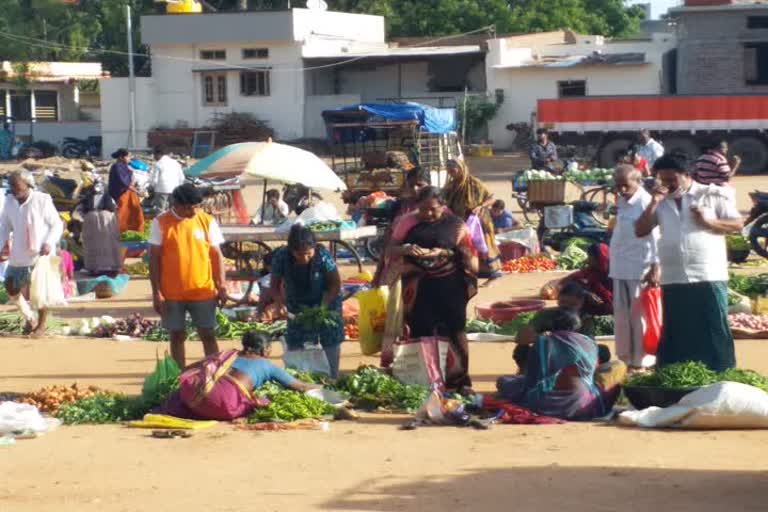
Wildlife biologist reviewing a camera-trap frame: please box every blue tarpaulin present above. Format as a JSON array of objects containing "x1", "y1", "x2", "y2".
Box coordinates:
[{"x1": 323, "y1": 103, "x2": 456, "y2": 134}]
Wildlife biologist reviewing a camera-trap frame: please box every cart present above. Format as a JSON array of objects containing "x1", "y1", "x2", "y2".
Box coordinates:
[{"x1": 220, "y1": 224, "x2": 377, "y2": 305}]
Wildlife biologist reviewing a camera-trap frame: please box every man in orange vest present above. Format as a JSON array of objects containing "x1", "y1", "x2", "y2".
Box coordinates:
[{"x1": 149, "y1": 183, "x2": 227, "y2": 367}]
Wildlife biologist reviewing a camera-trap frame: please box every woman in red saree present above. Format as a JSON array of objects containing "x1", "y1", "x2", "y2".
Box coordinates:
[{"x1": 388, "y1": 186, "x2": 479, "y2": 391}]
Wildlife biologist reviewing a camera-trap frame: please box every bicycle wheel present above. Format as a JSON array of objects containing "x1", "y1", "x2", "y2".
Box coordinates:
[
  {"x1": 582, "y1": 186, "x2": 617, "y2": 226},
  {"x1": 515, "y1": 193, "x2": 537, "y2": 224},
  {"x1": 365, "y1": 228, "x2": 387, "y2": 262}
]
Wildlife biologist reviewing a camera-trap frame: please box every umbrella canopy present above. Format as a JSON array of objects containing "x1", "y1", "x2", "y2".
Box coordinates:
[{"x1": 186, "y1": 141, "x2": 347, "y2": 191}]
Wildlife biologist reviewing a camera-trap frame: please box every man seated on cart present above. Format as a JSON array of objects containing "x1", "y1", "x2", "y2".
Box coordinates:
[{"x1": 252, "y1": 189, "x2": 290, "y2": 225}]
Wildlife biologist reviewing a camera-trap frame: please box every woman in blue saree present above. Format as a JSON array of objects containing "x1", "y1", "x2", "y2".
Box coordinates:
[{"x1": 498, "y1": 307, "x2": 606, "y2": 420}]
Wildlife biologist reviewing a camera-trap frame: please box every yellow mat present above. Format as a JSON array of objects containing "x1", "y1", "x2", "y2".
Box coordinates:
[{"x1": 127, "y1": 414, "x2": 218, "y2": 430}]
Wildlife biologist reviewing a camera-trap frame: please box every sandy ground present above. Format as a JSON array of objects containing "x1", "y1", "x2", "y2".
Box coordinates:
[{"x1": 1, "y1": 158, "x2": 768, "y2": 512}]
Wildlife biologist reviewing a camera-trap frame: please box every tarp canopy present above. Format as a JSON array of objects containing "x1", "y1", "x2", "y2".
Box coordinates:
[{"x1": 322, "y1": 102, "x2": 456, "y2": 134}]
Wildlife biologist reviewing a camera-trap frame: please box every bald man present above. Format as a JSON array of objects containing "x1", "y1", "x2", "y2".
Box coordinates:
[{"x1": 609, "y1": 165, "x2": 659, "y2": 369}]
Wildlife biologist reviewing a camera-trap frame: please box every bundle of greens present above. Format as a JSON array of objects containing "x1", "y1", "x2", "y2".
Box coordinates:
[
  {"x1": 558, "y1": 244, "x2": 589, "y2": 270},
  {"x1": 728, "y1": 273, "x2": 768, "y2": 298},
  {"x1": 140, "y1": 354, "x2": 181, "y2": 409},
  {"x1": 55, "y1": 393, "x2": 144, "y2": 425},
  {"x1": 580, "y1": 316, "x2": 615, "y2": 337},
  {"x1": 247, "y1": 382, "x2": 335, "y2": 423},
  {"x1": 627, "y1": 361, "x2": 768, "y2": 392},
  {"x1": 496, "y1": 311, "x2": 537, "y2": 336},
  {"x1": 465, "y1": 319, "x2": 498, "y2": 334},
  {"x1": 726, "y1": 235, "x2": 750, "y2": 252},
  {"x1": 293, "y1": 307, "x2": 341, "y2": 333},
  {"x1": 334, "y1": 366, "x2": 429, "y2": 411}
]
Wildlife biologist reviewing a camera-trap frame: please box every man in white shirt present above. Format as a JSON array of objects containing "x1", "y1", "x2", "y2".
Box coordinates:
[
  {"x1": 636, "y1": 154, "x2": 742, "y2": 372},
  {"x1": 0, "y1": 170, "x2": 63, "y2": 337},
  {"x1": 610, "y1": 165, "x2": 659, "y2": 369},
  {"x1": 637, "y1": 129, "x2": 664, "y2": 168},
  {"x1": 252, "y1": 189, "x2": 290, "y2": 225},
  {"x1": 151, "y1": 146, "x2": 186, "y2": 212}
]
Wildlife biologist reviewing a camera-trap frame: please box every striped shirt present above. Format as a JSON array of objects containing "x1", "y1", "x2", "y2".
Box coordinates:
[{"x1": 693, "y1": 151, "x2": 731, "y2": 185}]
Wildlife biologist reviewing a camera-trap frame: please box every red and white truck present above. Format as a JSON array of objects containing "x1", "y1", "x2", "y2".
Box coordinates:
[{"x1": 537, "y1": 95, "x2": 768, "y2": 172}]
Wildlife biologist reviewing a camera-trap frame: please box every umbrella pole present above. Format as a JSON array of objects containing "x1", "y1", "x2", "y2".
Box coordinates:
[{"x1": 260, "y1": 179, "x2": 267, "y2": 225}]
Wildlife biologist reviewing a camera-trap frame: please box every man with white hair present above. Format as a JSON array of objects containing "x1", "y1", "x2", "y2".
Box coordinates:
[
  {"x1": 0, "y1": 170, "x2": 63, "y2": 337},
  {"x1": 610, "y1": 164, "x2": 660, "y2": 370}
]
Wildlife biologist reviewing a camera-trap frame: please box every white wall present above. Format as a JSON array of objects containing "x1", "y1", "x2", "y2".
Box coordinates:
[
  {"x1": 147, "y1": 43, "x2": 306, "y2": 140},
  {"x1": 293, "y1": 9, "x2": 385, "y2": 44},
  {"x1": 304, "y1": 94, "x2": 361, "y2": 138},
  {"x1": 14, "y1": 121, "x2": 100, "y2": 146},
  {"x1": 100, "y1": 77, "x2": 156, "y2": 156},
  {"x1": 486, "y1": 34, "x2": 676, "y2": 148}
]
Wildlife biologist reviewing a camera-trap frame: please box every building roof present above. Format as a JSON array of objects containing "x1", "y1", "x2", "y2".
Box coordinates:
[
  {"x1": 391, "y1": 33, "x2": 520, "y2": 49},
  {"x1": 493, "y1": 52, "x2": 647, "y2": 69},
  {"x1": 302, "y1": 44, "x2": 482, "y2": 59},
  {"x1": 670, "y1": 1, "x2": 768, "y2": 14},
  {"x1": 0, "y1": 61, "x2": 106, "y2": 82}
]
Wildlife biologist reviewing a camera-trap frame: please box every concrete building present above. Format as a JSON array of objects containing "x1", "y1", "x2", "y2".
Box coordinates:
[
  {"x1": 671, "y1": 0, "x2": 768, "y2": 94},
  {"x1": 1, "y1": 61, "x2": 104, "y2": 146},
  {"x1": 484, "y1": 30, "x2": 677, "y2": 149},
  {"x1": 101, "y1": 8, "x2": 484, "y2": 156}
]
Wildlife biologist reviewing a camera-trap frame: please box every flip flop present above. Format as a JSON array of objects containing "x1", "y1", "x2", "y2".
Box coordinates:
[{"x1": 151, "y1": 430, "x2": 192, "y2": 439}]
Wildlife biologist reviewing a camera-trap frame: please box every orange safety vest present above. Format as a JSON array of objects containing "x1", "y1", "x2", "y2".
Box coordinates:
[{"x1": 157, "y1": 210, "x2": 216, "y2": 302}]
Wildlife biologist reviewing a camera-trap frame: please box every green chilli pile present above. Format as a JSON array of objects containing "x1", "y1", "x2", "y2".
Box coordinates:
[{"x1": 627, "y1": 361, "x2": 768, "y2": 392}]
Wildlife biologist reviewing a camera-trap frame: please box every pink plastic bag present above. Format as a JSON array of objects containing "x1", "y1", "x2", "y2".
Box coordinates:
[
  {"x1": 465, "y1": 215, "x2": 489, "y2": 255},
  {"x1": 641, "y1": 287, "x2": 662, "y2": 355}
]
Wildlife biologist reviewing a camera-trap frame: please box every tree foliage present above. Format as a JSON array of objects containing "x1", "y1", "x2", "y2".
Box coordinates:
[{"x1": 0, "y1": 0, "x2": 644, "y2": 76}]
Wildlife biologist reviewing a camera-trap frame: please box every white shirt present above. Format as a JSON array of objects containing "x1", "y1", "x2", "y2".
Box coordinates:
[
  {"x1": 638, "y1": 139, "x2": 665, "y2": 167},
  {"x1": 609, "y1": 187, "x2": 659, "y2": 281},
  {"x1": 654, "y1": 182, "x2": 741, "y2": 285},
  {"x1": 0, "y1": 190, "x2": 63, "y2": 267},
  {"x1": 252, "y1": 200, "x2": 290, "y2": 225},
  {"x1": 148, "y1": 208, "x2": 225, "y2": 247},
  {"x1": 151, "y1": 155, "x2": 186, "y2": 195}
]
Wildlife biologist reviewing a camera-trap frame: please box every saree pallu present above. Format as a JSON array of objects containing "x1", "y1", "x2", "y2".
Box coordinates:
[
  {"x1": 657, "y1": 281, "x2": 735, "y2": 372},
  {"x1": 116, "y1": 190, "x2": 145, "y2": 233},
  {"x1": 177, "y1": 350, "x2": 267, "y2": 420}
]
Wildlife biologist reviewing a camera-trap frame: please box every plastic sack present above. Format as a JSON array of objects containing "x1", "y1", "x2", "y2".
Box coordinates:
[
  {"x1": 29, "y1": 255, "x2": 67, "y2": 310},
  {"x1": 465, "y1": 215, "x2": 489, "y2": 254},
  {"x1": 543, "y1": 205, "x2": 574, "y2": 229},
  {"x1": 728, "y1": 291, "x2": 752, "y2": 315},
  {"x1": 282, "y1": 343, "x2": 332, "y2": 376},
  {"x1": 0, "y1": 402, "x2": 51, "y2": 435},
  {"x1": 276, "y1": 202, "x2": 340, "y2": 233},
  {"x1": 356, "y1": 287, "x2": 388, "y2": 356},
  {"x1": 495, "y1": 226, "x2": 539, "y2": 254},
  {"x1": 640, "y1": 287, "x2": 662, "y2": 355},
  {"x1": 391, "y1": 336, "x2": 454, "y2": 389},
  {"x1": 142, "y1": 351, "x2": 182, "y2": 407},
  {"x1": 618, "y1": 382, "x2": 768, "y2": 429}
]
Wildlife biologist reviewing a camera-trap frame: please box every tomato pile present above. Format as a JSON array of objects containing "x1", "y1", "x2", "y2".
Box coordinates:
[
  {"x1": 729, "y1": 313, "x2": 768, "y2": 332},
  {"x1": 344, "y1": 316, "x2": 360, "y2": 340},
  {"x1": 502, "y1": 256, "x2": 557, "y2": 273}
]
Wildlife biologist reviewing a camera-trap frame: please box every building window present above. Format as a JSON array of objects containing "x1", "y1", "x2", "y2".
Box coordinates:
[
  {"x1": 202, "y1": 72, "x2": 228, "y2": 106},
  {"x1": 558, "y1": 80, "x2": 586, "y2": 97},
  {"x1": 34, "y1": 90, "x2": 58, "y2": 121},
  {"x1": 9, "y1": 90, "x2": 32, "y2": 121},
  {"x1": 200, "y1": 49, "x2": 226, "y2": 60},
  {"x1": 240, "y1": 70, "x2": 271, "y2": 97},
  {"x1": 242, "y1": 48, "x2": 269, "y2": 59},
  {"x1": 747, "y1": 16, "x2": 768, "y2": 29},
  {"x1": 745, "y1": 43, "x2": 768, "y2": 85}
]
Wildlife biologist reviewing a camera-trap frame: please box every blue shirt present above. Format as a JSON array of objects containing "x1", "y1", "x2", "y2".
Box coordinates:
[
  {"x1": 492, "y1": 210, "x2": 516, "y2": 230},
  {"x1": 230, "y1": 357, "x2": 296, "y2": 389}
]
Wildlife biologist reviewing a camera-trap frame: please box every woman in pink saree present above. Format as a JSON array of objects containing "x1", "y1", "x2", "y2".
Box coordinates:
[{"x1": 162, "y1": 332, "x2": 318, "y2": 420}]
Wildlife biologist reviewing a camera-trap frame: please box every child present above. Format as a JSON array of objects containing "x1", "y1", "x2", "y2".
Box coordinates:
[{"x1": 490, "y1": 200, "x2": 520, "y2": 233}]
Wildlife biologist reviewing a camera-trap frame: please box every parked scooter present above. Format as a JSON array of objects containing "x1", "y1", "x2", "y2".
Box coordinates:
[{"x1": 61, "y1": 136, "x2": 102, "y2": 159}]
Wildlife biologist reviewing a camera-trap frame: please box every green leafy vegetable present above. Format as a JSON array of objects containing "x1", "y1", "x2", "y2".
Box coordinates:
[
  {"x1": 293, "y1": 306, "x2": 342, "y2": 332},
  {"x1": 466, "y1": 319, "x2": 498, "y2": 334},
  {"x1": 580, "y1": 315, "x2": 614, "y2": 337},
  {"x1": 247, "y1": 382, "x2": 335, "y2": 423},
  {"x1": 55, "y1": 393, "x2": 144, "y2": 425},
  {"x1": 726, "y1": 235, "x2": 750, "y2": 252},
  {"x1": 496, "y1": 312, "x2": 537, "y2": 336},
  {"x1": 562, "y1": 237, "x2": 593, "y2": 252},
  {"x1": 627, "y1": 361, "x2": 721, "y2": 388},
  {"x1": 334, "y1": 366, "x2": 429, "y2": 411},
  {"x1": 728, "y1": 273, "x2": 768, "y2": 298},
  {"x1": 140, "y1": 354, "x2": 181, "y2": 409},
  {"x1": 558, "y1": 244, "x2": 589, "y2": 270}
]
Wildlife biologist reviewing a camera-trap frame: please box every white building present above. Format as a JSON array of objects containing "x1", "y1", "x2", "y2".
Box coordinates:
[
  {"x1": 101, "y1": 8, "x2": 484, "y2": 156},
  {"x1": 485, "y1": 30, "x2": 677, "y2": 149},
  {"x1": 1, "y1": 61, "x2": 104, "y2": 146}
]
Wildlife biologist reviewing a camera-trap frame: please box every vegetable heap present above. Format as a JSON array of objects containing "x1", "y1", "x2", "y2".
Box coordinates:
[
  {"x1": 333, "y1": 366, "x2": 429, "y2": 411},
  {"x1": 293, "y1": 306, "x2": 342, "y2": 332},
  {"x1": 729, "y1": 313, "x2": 768, "y2": 332},
  {"x1": 247, "y1": 382, "x2": 335, "y2": 423},
  {"x1": 726, "y1": 235, "x2": 751, "y2": 252},
  {"x1": 120, "y1": 221, "x2": 151, "y2": 242},
  {"x1": 55, "y1": 393, "x2": 145, "y2": 425},
  {"x1": 19, "y1": 384, "x2": 104, "y2": 415},
  {"x1": 728, "y1": 273, "x2": 768, "y2": 298},
  {"x1": 308, "y1": 221, "x2": 342, "y2": 233},
  {"x1": 563, "y1": 168, "x2": 615, "y2": 185},
  {"x1": 627, "y1": 361, "x2": 768, "y2": 392},
  {"x1": 143, "y1": 312, "x2": 287, "y2": 342},
  {"x1": 580, "y1": 315, "x2": 615, "y2": 337},
  {"x1": 124, "y1": 261, "x2": 149, "y2": 277},
  {"x1": 502, "y1": 256, "x2": 557, "y2": 273},
  {"x1": 558, "y1": 244, "x2": 588, "y2": 270},
  {"x1": 0, "y1": 312, "x2": 65, "y2": 335}
]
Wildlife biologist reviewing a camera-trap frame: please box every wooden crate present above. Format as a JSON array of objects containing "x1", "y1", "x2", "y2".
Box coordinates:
[{"x1": 528, "y1": 180, "x2": 582, "y2": 205}]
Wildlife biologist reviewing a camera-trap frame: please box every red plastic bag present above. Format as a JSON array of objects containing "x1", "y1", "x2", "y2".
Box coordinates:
[{"x1": 641, "y1": 287, "x2": 662, "y2": 355}]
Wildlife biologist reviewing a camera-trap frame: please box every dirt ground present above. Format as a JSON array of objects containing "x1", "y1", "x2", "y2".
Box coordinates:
[{"x1": 1, "y1": 158, "x2": 768, "y2": 512}]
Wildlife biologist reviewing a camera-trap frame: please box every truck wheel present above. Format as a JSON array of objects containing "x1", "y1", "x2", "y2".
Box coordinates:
[
  {"x1": 730, "y1": 136, "x2": 768, "y2": 174},
  {"x1": 598, "y1": 139, "x2": 633, "y2": 167},
  {"x1": 662, "y1": 137, "x2": 699, "y2": 162}
]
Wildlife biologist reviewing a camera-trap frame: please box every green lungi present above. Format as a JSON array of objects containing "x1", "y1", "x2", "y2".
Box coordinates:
[{"x1": 657, "y1": 281, "x2": 736, "y2": 372}]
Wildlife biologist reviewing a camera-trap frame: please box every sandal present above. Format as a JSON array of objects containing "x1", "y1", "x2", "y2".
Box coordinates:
[{"x1": 151, "y1": 430, "x2": 192, "y2": 439}]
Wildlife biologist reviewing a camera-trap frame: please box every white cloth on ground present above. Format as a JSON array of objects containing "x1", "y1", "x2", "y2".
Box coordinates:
[
  {"x1": 613, "y1": 279, "x2": 648, "y2": 368},
  {"x1": 0, "y1": 191, "x2": 63, "y2": 267},
  {"x1": 609, "y1": 187, "x2": 659, "y2": 281}
]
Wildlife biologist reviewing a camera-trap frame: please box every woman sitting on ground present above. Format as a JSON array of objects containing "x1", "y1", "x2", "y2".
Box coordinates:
[
  {"x1": 553, "y1": 243, "x2": 613, "y2": 316},
  {"x1": 166, "y1": 331, "x2": 319, "y2": 421},
  {"x1": 497, "y1": 307, "x2": 607, "y2": 421}
]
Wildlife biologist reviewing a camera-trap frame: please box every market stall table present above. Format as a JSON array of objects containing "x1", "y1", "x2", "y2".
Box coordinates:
[{"x1": 220, "y1": 224, "x2": 377, "y2": 305}]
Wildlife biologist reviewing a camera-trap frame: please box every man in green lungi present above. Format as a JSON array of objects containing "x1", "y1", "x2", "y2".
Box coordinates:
[{"x1": 636, "y1": 153, "x2": 742, "y2": 371}]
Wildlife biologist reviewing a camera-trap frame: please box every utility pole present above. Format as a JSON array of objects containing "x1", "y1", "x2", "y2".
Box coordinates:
[{"x1": 126, "y1": 4, "x2": 137, "y2": 149}]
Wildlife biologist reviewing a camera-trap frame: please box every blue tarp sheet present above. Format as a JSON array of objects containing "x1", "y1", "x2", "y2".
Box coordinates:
[{"x1": 323, "y1": 103, "x2": 456, "y2": 134}]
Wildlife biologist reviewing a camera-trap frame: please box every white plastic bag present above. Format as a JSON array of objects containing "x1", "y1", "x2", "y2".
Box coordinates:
[
  {"x1": 391, "y1": 338, "x2": 450, "y2": 388},
  {"x1": 0, "y1": 402, "x2": 53, "y2": 435},
  {"x1": 29, "y1": 255, "x2": 67, "y2": 310},
  {"x1": 495, "y1": 226, "x2": 539, "y2": 253},
  {"x1": 276, "y1": 202, "x2": 340, "y2": 233},
  {"x1": 619, "y1": 382, "x2": 768, "y2": 429},
  {"x1": 282, "y1": 341, "x2": 332, "y2": 376}
]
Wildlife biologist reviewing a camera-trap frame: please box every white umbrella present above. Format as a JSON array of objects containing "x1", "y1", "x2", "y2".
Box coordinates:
[{"x1": 186, "y1": 140, "x2": 346, "y2": 191}]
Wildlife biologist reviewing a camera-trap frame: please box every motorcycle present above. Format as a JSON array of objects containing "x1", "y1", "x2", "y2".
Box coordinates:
[
  {"x1": 747, "y1": 191, "x2": 768, "y2": 258},
  {"x1": 61, "y1": 136, "x2": 102, "y2": 159}
]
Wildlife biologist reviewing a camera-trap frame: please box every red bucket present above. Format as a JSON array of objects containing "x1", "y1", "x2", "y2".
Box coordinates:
[{"x1": 475, "y1": 299, "x2": 546, "y2": 324}]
